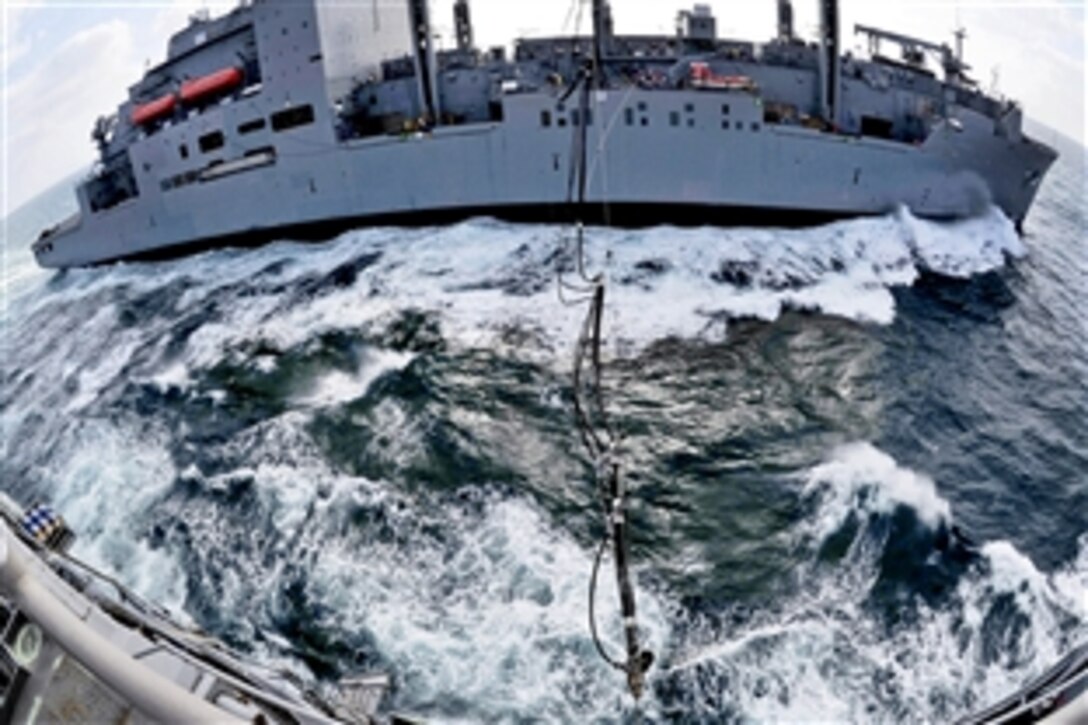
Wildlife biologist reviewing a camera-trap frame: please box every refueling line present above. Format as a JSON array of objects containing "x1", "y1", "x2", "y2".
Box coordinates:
[{"x1": 558, "y1": 56, "x2": 653, "y2": 699}]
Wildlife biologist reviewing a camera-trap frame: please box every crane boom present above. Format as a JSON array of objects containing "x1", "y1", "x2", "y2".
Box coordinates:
[{"x1": 855, "y1": 23, "x2": 972, "y2": 83}]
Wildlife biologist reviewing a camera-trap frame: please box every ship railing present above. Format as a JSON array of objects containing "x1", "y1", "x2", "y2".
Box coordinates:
[
  {"x1": 0, "y1": 522, "x2": 239, "y2": 722},
  {"x1": 0, "y1": 496, "x2": 389, "y2": 723}
]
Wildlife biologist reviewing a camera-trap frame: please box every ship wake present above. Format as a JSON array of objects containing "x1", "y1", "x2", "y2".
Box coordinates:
[{"x1": 9, "y1": 205, "x2": 1023, "y2": 378}]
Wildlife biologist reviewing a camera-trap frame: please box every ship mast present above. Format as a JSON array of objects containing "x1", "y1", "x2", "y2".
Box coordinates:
[
  {"x1": 568, "y1": 0, "x2": 651, "y2": 702},
  {"x1": 453, "y1": 0, "x2": 473, "y2": 53},
  {"x1": 777, "y1": 0, "x2": 795, "y2": 41},
  {"x1": 407, "y1": 0, "x2": 441, "y2": 126},
  {"x1": 591, "y1": 0, "x2": 612, "y2": 87},
  {"x1": 818, "y1": 0, "x2": 841, "y2": 127}
]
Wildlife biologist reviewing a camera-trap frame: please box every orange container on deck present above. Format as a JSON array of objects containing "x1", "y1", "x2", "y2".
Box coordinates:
[{"x1": 180, "y1": 67, "x2": 244, "y2": 105}]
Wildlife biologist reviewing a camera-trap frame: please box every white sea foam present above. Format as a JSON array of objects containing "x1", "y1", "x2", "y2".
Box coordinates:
[
  {"x1": 14, "y1": 391, "x2": 1085, "y2": 722},
  {"x1": 309, "y1": 494, "x2": 670, "y2": 719},
  {"x1": 902, "y1": 205, "x2": 1025, "y2": 277},
  {"x1": 124, "y1": 416, "x2": 673, "y2": 720},
  {"x1": 1, "y1": 207, "x2": 1024, "y2": 425},
  {"x1": 802, "y1": 441, "x2": 952, "y2": 536},
  {"x1": 41, "y1": 422, "x2": 189, "y2": 617},
  {"x1": 294, "y1": 348, "x2": 415, "y2": 408},
  {"x1": 663, "y1": 444, "x2": 1086, "y2": 722},
  {"x1": 5, "y1": 393, "x2": 656, "y2": 718}
]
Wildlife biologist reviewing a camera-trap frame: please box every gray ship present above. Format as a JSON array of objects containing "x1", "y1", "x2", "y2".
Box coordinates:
[{"x1": 33, "y1": 0, "x2": 1058, "y2": 269}]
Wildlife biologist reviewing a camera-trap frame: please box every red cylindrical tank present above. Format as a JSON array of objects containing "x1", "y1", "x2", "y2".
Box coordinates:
[
  {"x1": 131, "y1": 94, "x2": 177, "y2": 126},
  {"x1": 179, "y1": 67, "x2": 244, "y2": 105}
]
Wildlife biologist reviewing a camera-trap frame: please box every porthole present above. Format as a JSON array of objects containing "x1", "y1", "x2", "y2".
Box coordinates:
[{"x1": 13, "y1": 624, "x2": 42, "y2": 666}]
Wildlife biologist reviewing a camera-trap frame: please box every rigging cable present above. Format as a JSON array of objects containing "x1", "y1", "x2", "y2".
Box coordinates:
[{"x1": 555, "y1": 49, "x2": 654, "y2": 700}]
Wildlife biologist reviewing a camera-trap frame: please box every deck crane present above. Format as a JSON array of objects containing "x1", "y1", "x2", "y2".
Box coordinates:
[{"x1": 855, "y1": 23, "x2": 975, "y2": 85}]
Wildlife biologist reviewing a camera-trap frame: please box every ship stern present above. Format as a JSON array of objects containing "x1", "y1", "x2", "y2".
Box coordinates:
[{"x1": 32, "y1": 212, "x2": 84, "y2": 269}]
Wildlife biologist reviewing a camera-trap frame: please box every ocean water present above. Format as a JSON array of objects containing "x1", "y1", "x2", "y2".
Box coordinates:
[{"x1": 1, "y1": 135, "x2": 1084, "y2": 721}]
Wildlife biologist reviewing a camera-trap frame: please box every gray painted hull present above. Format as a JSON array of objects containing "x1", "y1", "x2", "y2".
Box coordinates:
[{"x1": 34, "y1": 88, "x2": 1056, "y2": 269}]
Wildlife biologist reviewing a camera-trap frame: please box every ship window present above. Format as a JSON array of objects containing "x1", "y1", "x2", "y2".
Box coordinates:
[
  {"x1": 637, "y1": 101, "x2": 647, "y2": 112},
  {"x1": 558, "y1": 117, "x2": 567, "y2": 128},
  {"x1": 541, "y1": 110, "x2": 552, "y2": 128},
  {"x1": 721, "y1": 103, "x2": 731, "y2": 115},
  {"x1": 670, "y1": 111, "x2": 680, "y2": 127},
  {"x1": 238, "y1": 118, "x2": 266, "y2": 135},
  {"x1": 751, "y1": 122, "x2": 760, "y2": 131},
  {"x1": 685, "y1": 103, "x2": 694, "y2": 113},
  {"x1": 640, "y1": 117, "x2": 649, "y2": 127},
  {"x1": 571, "y1": 110, "x2": 580, "y2": 127},
  {"x1": 688, "y1": 118, "x2": 695, "y2": 128},
  {"x1": 199, "y1": 131, "x2": 225, "y2": 153},
  {"x1": 179, "y1": 144, "x2": 189, "y2": 159},
  {"x1": 625, "y1": 108, "x2": 634, "y2": 126},
  {"x1": 271, "y1": 104, "x2": 315, "y2": 132},
  {"x1": 584, "y1": 109, "x2": 592, "y2": 126},
  {"x1": 722, "y1": 120, "x2": 730, "y2": 130}
]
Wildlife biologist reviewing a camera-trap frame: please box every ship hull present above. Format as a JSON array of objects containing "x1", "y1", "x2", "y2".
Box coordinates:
[
  {"x1": 85, "y1": 203, "x2": 865, "y2": 266},
  {"x1": 34, "y1": 89, "x2": 1057, "y2": 269}
]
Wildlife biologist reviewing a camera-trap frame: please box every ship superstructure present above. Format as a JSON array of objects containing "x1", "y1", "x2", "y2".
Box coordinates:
[{"x1": 33, "y1": 0, "x2": 1057, "y2": 268}]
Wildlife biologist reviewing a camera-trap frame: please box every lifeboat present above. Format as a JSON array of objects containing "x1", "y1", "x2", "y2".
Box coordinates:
[
  {"x1": 180, "y1": 67, "x2": 244, "y2": 105},
  {"x1": 131, "y1": 94, "x2": 176, "y2": 126}
]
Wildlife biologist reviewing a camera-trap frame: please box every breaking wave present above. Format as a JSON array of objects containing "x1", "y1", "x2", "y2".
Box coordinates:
[
  {"x1": 658, "y1": 443, "x2": 1087, "y2": 722},
  {"x1": 4, "y1": 206, "x2": 1022, "y2": 405}
]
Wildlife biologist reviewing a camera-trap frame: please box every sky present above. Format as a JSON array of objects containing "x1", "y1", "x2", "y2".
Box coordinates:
[{"x1": 1, "y1": 0, "x2": 1084, "y2": 214}]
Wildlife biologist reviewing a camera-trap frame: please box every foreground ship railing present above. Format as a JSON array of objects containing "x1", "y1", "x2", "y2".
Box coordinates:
[
  {"x1": 0, "y1": 495, "x2": 398, "y2": 724},
  {"x1": 961, "y1": 644, "x2": 1088, "y2": 725}
]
